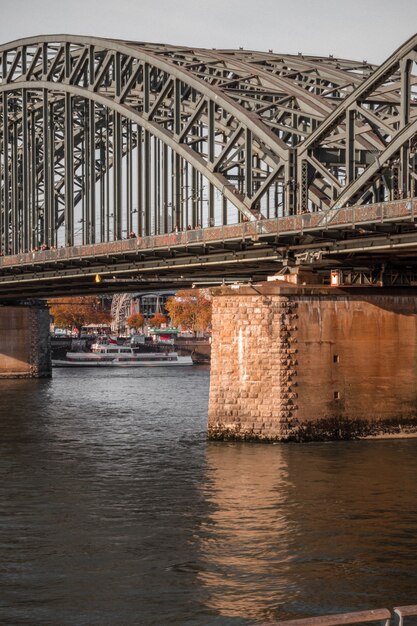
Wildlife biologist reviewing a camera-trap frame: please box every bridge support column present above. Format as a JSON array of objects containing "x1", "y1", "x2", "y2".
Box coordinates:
[
  {"x1": 0, "y1": 304, "x2": 51, "y2": 378},
  {"x1": 208, "y1": 283, "x2": 417, "y2": 441}
]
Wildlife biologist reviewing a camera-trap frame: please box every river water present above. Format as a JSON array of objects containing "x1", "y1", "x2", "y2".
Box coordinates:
[{"x1": 1, "y1": 367, "x2": 417, "y2": 626}]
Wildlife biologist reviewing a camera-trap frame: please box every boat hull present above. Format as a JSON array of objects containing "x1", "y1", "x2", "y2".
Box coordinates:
[{"x1": 52, "y1": 357, "x2": 193, "y2": 367}]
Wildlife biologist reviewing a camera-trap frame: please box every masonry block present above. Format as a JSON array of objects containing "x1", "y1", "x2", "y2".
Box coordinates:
[
  {"x1": 208, "y1": 283, "x2": 417, "y2": 442},
  {"x1": 0, "y1": 304, "x2": 52, "y2": 378}
]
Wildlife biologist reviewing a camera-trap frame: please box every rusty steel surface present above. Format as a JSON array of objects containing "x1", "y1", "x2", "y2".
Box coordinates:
[{"x1": 0, "y1": 199, "x2": 414, "y2": 269}]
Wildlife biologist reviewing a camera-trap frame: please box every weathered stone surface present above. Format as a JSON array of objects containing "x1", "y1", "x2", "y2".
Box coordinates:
[
  {"x1": 208, "y1": 283, "x2": 417, "y2": 442},
  {"x1": 0, "y1": 304, "x2": 51, "y2": 378}
]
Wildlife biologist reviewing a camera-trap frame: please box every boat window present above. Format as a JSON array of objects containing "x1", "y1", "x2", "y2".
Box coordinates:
[
  {"x1": 121, "y1": 348, "x2": 131, "y2": 353},
  {"x1": 108, "y1": 349, "x2": 119, "y2": 353}
]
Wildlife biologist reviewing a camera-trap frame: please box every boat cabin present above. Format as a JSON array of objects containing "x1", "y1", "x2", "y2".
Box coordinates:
[{"x1": 91, "y1": 345, "x2": 134, "y2": 355}]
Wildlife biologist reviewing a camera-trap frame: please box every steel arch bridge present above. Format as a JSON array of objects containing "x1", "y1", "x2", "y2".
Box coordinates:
[{"x1": 2, "y1": 33, "x2": 417, "y2": 296}]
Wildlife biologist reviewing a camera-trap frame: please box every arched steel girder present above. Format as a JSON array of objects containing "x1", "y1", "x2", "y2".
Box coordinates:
[
  {"x1": 1, "y1": 35, "x2": 390, "y2": 159},
  {"x1": 124, "y1": 42, "x2": 388, "y2": 147},
  {"x1": 0, "y1": 34, "x2": 290, "y2": 160},
  {"x1": 1, "y1": 80, "x2": 258, "y2": 213},
  {"x1": 298, "y1": 33, "x2": 417, "y2": 211},
  {"x1": 185, "y1": 49, "x2": 387, "y2": 154},
  {"x1": 231, "y1": 51, "x2": 377, "y2": 81},
  {"x1": 5, "y1": 96, "x2": 141, "y2": 233},
  {"x1": 1, "y1": 81, "x2": 264, "y2": 254},
  {"x1": 2, "y1": 33, "x2": 417, "y2": 257},
  {"x1": 301, "y1": 34, "x2": 417, "y2": 151},
  {"x1": 1, "y1": 34, "x2": 312, "y2": 255},
  {"x1": 128, "y1": 43, "x2": 401, "y2": 199},
  {"x1": 131, "y1": 43, "x2": 334, "y2": 122},
  {"x1": 131, "y1": 42, "x2": 378, "y2": 102},
  {"x1": 217, "y1": 51, "x2": 381, "y2": 100},
  {"x1": 110, "y1": 292, "x2": 133, "y2": 334}
]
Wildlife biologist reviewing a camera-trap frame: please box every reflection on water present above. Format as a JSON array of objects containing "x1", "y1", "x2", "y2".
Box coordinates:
[
  {"x1": 201, "y1": 442, "x2": 417, "y2": 623},
  {"x1": 200, "y1": 446, "x2": 293, "y2": 622},
  {"x1": 1, "y1": 368, "x2": 417, "y2": 625}
]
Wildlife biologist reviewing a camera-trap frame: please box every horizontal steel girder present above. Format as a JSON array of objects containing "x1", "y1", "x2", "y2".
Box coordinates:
[{"x1": 0, "y1": 199, "x2": 416, "y2": 299}]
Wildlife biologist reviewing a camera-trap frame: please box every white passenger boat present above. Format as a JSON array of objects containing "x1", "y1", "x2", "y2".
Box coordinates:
[{"x1": 52, "y1": 343, "x2": 193, "y2": 367}]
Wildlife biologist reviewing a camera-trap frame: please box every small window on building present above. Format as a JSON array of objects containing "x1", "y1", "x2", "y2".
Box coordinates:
[
  {"x1": 334, "y1": 391, "x2": 340, "y2": 400},
  {"x1": 333, "y1": 355, "x2": 339, "y2": 363}
]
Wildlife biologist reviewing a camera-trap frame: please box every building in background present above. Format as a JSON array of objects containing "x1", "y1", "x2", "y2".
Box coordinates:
[
  {"x1": 111, "y1": 291, "x2": 176, "y2": 335},
  {"x1": 130, "y1": 291, "x2": 175, "y2": 319}
]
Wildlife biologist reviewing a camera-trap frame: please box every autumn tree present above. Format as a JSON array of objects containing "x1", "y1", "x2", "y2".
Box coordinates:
[
  {"x1": 149, "y1": 313, "x2": 167, "y2": 328},
  {"x1": 49, "y1": 296, "x2": 111, "y2": 334},
  {"x1": 127, "y1": 312, "x2": 145, "y2": 332},
  {"x1": 165, "y1": 289, "x2": 212, "y2": 335}
]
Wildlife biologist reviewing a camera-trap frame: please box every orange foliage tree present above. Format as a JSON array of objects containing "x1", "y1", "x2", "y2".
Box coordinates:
[
  {"x1": 127, "y1": 313, "x2": 145, "y2": 332},
  {"x1": 149, "y1": 313, "x2": 167, "y2": 328},
  {"x1": 165, "y1": 289, "x2": 212, "y2": 335},
  {"x1": 49, "y1": 296, "x2": 111, "y2": 334}
]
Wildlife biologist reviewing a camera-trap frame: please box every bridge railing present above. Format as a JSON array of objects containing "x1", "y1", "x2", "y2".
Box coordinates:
[
  {"x1": 260, "y1": 606, "x2": 417, "y2": 626},
  {"x1": 0, "y1": 198, "x2": 416, "y2": 269}
]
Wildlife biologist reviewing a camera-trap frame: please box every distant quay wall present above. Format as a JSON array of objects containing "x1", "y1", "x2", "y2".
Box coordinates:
[{"x1": 0, "y1": 304, "x2": 51, "y2": 378}]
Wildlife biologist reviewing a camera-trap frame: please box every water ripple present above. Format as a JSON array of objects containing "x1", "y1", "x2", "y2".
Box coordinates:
[{"x1": 1, "y1": 369, "x2": 417, "y2": 625}]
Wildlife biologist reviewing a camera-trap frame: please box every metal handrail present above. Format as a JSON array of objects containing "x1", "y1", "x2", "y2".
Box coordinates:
[
  {"x1": 261, "y1": 608, "x2": 392, "y2": 626},
  {"x1": 394, "y1": 605, "x2": 417, "y2": 626}
]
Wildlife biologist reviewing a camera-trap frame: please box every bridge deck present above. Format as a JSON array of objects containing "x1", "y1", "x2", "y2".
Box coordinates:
[{"x1": 1, "y1": 200, "x2": 417, "y2": 299}]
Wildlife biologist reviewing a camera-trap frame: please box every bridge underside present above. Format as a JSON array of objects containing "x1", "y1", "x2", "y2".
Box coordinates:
[{"x1": 1, "y1": 199, "x2": 417, "y2": 300}]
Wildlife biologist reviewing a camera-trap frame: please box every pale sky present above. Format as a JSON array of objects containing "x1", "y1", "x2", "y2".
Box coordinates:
[{"x1": 1, "y1": 0, "x2": 417, "y2": 65}]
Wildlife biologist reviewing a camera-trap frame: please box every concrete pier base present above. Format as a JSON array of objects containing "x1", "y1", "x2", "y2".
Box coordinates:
[
  {"x1": 0, "y1": 304, "x2": 51, "y2": 378},
  {"x1": 208, "y1": 283, "x2": 417, "y2": 442}
]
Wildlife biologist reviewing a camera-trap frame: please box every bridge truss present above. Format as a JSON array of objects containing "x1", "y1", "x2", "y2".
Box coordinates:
[{"x1": 1, "y1": 34, "x2": 417, "y2": 258}]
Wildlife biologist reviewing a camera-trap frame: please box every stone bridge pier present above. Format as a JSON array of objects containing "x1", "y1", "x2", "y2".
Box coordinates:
[
  {"x1": 208, "y1": 282, "x2": 417, "y2": 442},
  {"x1": 0, "y1": 303, "x2": 51, "y2": 378}
]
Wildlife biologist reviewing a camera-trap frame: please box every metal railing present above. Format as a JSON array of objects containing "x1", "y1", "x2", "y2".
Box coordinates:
[
  {"x1": 394, "y1": 606, "x2": 417, "y2": 626},
  {"x1": 260, "y1": 605, "x2": 417, "y2": 626}
]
